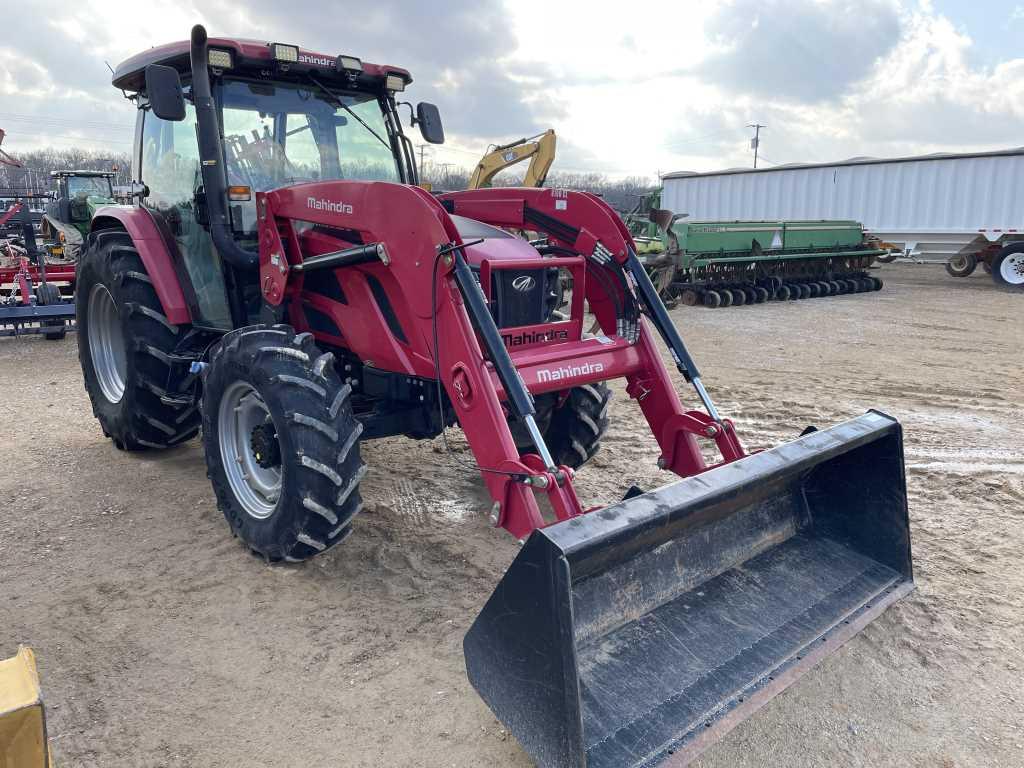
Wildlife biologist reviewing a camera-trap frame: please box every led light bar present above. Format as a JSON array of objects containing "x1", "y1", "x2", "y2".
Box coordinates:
[
  {"x1": 271, "y1": 43, "x2": 299, "y2": 63},
  {"x1": 337, "y1": 55, "x2": 363, "y2": 72},
  {"x1": 208, "y1": 49, "x2": 233, "y2": 69}
]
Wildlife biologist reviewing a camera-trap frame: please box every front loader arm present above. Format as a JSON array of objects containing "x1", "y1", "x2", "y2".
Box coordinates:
[{"x1": 257, "y1": 181, "x2": 743, "y2": 541}]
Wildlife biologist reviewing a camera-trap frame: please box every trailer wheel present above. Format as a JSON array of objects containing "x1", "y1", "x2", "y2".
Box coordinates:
[
  {"x1": 945, "y1": 253, "x2": 977, "y2": 278},
  {"x1": 76, "y1": 230, "x2": 200, "y2": 450},
  {"x1": 202, "y1": 325, "x2": 366, "y2": 561},
  {"x1": 828, "y1": 280, "x2": 842, "y2": 294},
  {"x1": 545, "y1": 382, "x2": 612, "y2": 469},
  {"x1": 730, "y1": 289, "x2": 746, "y2": 306},
  {"x1": 36, "y1": 282, "x2": 67, "y2": 340},
  {"x1": 754, "y1": 286, "x2": 769, "y2": 303},
  {"x1": 991, "y1": 244, "x2": 1024, "y2": 291},
  {"x1": 719, "y1": 289, "x2": 733, "y2": 307},
  {"x1": 776, "y1": 285, "x2": 791, "y2": 301},
  {"x1": 702, "y1": 290, "x2": 721, "y2": 308}
]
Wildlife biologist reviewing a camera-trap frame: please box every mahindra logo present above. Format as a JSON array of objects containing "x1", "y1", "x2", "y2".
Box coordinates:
[
  {"x1": 511, "y1": 275, "x2": 536, "y2": 292},
  {"x1": 307, "y1": 196, "x2": 353, "y2": 215},
  {"x1": 537, "y1": 361, "x2": 605, "y2": 383},
  {"x1": 298, "y1": 54, "x2": 333, "y2": 67},
  {"x1": 501, "y1": 328, "x2": 568, "y2": 348}
]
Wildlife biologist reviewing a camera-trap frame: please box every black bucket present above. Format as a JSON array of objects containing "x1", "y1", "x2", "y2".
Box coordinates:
[{"x1": 464, "y1": 411, "x2": 913, "y2": 768}]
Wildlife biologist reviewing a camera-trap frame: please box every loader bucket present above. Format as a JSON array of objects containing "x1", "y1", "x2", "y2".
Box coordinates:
[{"x1": 464, "y1": 411, "x2": 913, "y2": 768}]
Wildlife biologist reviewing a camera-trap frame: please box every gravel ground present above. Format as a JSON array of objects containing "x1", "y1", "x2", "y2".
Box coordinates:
[{"x1": 1, "y1": 262, "x2": 1021, "y2": 767}]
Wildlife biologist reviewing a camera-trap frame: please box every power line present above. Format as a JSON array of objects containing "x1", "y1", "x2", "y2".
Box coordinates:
[{"x1": 0, "y1": 113, "x2": 134, "y2": 131}]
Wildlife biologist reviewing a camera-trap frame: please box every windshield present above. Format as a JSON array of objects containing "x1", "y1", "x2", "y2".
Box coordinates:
[
  {"x1": 219, "y1": 78, "x2": 399, "y2": 189},
  {"x1": 66, "y1": 176, "x2": 112, "y2": 198}
]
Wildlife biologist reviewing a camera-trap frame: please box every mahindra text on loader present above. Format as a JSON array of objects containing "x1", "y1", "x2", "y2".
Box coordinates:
[{"x1": 76, "y1": 25, "x2": 914, "y2": 767}]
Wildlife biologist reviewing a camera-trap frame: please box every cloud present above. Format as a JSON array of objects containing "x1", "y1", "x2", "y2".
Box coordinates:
[
  {"x1": 698, "y1": 0, "x2": 902, "y2": 103},
  {"x1": 198, "y1": 0, "x2": 558, "y2": 139},
  {"x1": 0, "y1": 0, "x2": 556, "y2": 153}
]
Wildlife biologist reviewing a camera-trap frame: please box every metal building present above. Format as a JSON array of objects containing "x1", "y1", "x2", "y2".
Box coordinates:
[{"x1": 661, "y1": 147, "x2": 1024, "y2": 263}]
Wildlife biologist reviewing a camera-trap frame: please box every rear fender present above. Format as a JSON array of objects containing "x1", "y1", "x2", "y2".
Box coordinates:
[{"x1": 90, "y1": 206, "x2": 191, "y2": 325}]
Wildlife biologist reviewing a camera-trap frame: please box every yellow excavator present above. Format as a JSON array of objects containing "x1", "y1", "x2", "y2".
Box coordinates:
[{"x1": 467, "y1": 129, "x2": 556, "y2": 189}]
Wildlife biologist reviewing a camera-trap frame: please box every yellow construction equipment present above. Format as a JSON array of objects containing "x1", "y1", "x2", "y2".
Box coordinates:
[
  {"x1": 0, "y1": 646, "x2": 52, "y2": 768},
  {"x1": 467, "y1": 129, "x2": 556, "y2": 189}
]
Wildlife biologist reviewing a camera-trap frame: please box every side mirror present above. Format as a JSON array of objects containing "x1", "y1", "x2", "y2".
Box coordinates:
[
  {"x1": 416, "y1": 102, "x2": 444, "y2": 144},
  {"x1": 145, "y1": 65, "x2": 186, "y2": 121}
]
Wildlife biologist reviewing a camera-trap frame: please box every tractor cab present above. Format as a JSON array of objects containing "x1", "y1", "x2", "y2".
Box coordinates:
[
  {"x1": 106, "y1": 29, "x2": 443, "y2": 330},
  {"x1": 41, "y1": 170, "x2": 117, "y2": 254}
]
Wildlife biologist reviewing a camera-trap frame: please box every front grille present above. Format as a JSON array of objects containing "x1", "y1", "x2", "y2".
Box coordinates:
[{"x1": 491, "y1": 268, "x2": 549, "y2": 328}]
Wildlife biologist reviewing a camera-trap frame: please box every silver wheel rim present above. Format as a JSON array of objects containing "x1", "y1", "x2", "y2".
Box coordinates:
[
  {"x1": 87, "y1": 283, "x2": 127, "y2": 403},
  {"x1": 1000, "y1": 253, "x2": 1024, "y2": 285},
  {"x1": 950, "y1": 255, "x2": 970, "y2": 271},
  {"x1": 218, "y1": 381, "x2": 281, "y2": 520}
]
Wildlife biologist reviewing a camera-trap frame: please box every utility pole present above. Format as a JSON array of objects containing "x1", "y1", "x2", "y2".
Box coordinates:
[
  {"x1": 417, "y1": 144, "x2": 427, "y2": 172},
  {"x1": 748, "y1": 123, "x2": 765, "y2": 169}
]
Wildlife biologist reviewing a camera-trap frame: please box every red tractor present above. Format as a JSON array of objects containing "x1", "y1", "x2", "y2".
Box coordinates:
[{"x1": 77, "y1": 26, "x2": 914, "y2": 768}]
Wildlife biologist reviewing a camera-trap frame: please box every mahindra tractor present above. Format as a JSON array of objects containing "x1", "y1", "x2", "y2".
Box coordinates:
[{"x1": 76, "y1": 25, "x2": 914, "y2": 768}]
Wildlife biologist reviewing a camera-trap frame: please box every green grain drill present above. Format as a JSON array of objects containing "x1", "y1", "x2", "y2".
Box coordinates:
[{"x1": 652, "y1": 217, "x2": 886, "y2": 307}]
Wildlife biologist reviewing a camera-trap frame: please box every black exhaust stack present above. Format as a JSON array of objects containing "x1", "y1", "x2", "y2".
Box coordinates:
[
  {"x1": 189, "y1": 25, "x2": 257, "y2": 273},
  {"x1": 464, "y1": 411, "x2": 914, "y2": 768}
]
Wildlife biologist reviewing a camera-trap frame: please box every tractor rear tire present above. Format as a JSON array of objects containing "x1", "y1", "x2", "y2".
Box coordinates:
[
  {"x1": 76, "y1": 230, "x2": 200, "y2": 450},
  {"x1": 36, "y1": 282, "x2": 67, "y2": 340},
  {"x1": 202, "y1": 325, "x2": 366, "y2": 561},
  {"x1": 544, "y1": 382, "x2": 612, "y2": 469}
]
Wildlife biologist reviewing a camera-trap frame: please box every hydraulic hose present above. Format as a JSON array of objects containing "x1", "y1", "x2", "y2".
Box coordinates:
[{"x1": 189, "y1": 24, "x2": 258, "y2": 271}]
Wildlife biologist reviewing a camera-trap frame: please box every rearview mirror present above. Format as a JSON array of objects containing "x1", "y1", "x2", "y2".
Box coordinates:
[
  {"x1": 145, "y1": 65, "x2": 186, "y2": 122},
  {"x1": 416, "y1": 102, "x2": 444, "y2": 144}
]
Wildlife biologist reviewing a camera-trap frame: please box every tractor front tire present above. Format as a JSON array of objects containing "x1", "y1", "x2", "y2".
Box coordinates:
[
  {"x1": 546, "y1": 382, "x2": 612, "y2": 469},
  {"x1": 202, "y1": 325, "x2": 366, "y2": 562},
  {"x1": 76, "y1": 230, "x2": 200, "y2": 450}
]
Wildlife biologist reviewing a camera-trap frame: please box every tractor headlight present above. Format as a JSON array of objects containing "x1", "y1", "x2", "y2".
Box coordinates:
[
  {"x1": 337, "y1": 55, "x2": 363, "y2": 73},
  {"x1": 385, "y1": 73, "x2": 406, "y2": 92},
  {"x1": 271, "y1": 43, "x2": 299, "y2": 63},
  {"x1": 208, "y1": 49, "x2": 233, "y2": 69}
]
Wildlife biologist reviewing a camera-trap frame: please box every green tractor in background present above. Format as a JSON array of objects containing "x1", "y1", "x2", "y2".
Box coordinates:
[
  {"x1": 41, "y1": 170, "x2": 118, "y2": 259},
  {"x1": 622, "y1": 188, "x2": 666, "y2": 256}
]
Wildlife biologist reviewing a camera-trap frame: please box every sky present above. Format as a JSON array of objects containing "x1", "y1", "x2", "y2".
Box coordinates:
[{"x1": 1, "y1": 0, "x2": 1023, "y2": 181}]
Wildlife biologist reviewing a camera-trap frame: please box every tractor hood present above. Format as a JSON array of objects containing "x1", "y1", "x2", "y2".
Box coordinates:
[{"x1": 450, "y1": 214, "x2": 541, "y2": 267}]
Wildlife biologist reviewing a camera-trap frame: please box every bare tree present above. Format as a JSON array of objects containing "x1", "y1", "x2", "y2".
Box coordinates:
[
  {"x1": 0, "y1": 147, "x2": 132, "y2": 195},
  {"x1": 420, "y1": 164, "x2": 658, "y2": 212}
]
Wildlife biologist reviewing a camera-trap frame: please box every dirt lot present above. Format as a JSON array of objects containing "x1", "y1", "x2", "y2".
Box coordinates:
[{"x1": 1, "y1": 262, "x2": 1021, "y2": 767}]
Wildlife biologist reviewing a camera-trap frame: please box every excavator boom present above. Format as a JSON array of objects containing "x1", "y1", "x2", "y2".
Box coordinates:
[{"x1": 468, "y1": 129, "x2": 556, "y2": 189}]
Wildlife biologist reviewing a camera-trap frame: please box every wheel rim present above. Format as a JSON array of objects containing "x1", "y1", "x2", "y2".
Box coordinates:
[
  {"x1": 218, "y1": 381, "x2": 282, "y2": 520},
  {"x1": 1000, "y1": 253, "x2": 1024, "y2": 285},
  {"x1": 87, "y1": 283, "x2": 127, "y2": 403}
]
